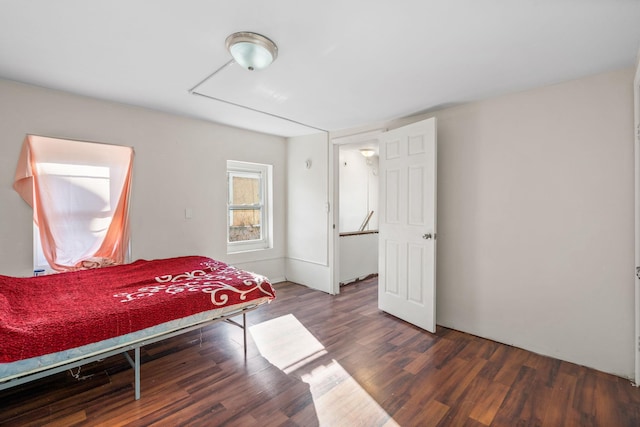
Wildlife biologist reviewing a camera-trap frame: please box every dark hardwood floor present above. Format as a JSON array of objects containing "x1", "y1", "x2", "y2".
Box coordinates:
[{"x1": 1, "y1": 277, "x2": 639, "y2": 426}]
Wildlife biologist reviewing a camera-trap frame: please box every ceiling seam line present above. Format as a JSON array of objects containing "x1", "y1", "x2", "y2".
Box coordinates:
[
  {"x1": 189, "y1": 90, "x2": 328, "y2": 133},
  {"x1": 188, "y1": 59, "x2": 236, "y2": 94}
]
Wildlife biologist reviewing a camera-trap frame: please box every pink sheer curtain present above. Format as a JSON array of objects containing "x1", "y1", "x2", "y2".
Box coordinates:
[{"x1": 13, "y1": 135, "x2": 134, "y2": 272}]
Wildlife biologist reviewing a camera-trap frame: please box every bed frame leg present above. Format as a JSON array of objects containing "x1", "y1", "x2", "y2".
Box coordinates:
[
  {"x1": 123, "y1": 348, "x2": 142, "y2": 400},
  {"x1": 134, "y1": 347, "x2": 141, "y2": 400},
  {"x1": 243, "y1": 312, "x2": 247, "y2": 359}
]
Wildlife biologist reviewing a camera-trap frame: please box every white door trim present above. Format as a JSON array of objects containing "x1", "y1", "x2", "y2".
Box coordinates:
[{"x1": 634, "y1": 53, "x2": 640, "y2": 386}]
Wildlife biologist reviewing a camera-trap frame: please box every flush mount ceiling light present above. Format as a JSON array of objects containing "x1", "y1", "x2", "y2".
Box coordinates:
[
  {"x1": 225, "y1": 32, "x2": 278, "y2": 71},
  {"x1": 360, "y1": 148, "x2": 376, "y2": 158}
]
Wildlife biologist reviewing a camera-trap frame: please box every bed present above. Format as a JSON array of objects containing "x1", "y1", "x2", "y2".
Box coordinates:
[{"x1": 0, "y1": 255, "x2": 276, "y2": 400}]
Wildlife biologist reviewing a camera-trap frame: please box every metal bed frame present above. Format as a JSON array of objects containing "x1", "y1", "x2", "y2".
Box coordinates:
[{"x1": 0, "y1": 303, "x2": 260, "y2": 400}]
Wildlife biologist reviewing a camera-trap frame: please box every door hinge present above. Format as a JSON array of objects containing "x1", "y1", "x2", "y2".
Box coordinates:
[{"x1": 636, "y1": 266, "x2": 640, "y2": 279}]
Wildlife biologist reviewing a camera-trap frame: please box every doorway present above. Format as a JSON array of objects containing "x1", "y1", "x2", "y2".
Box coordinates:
[{"x1": 331, "y1": 130, "x2": 383, "y2": 295}]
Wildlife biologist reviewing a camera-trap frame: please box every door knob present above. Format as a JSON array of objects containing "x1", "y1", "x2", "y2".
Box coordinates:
[{"x1": 422, "y1": 233, "x2": 433, "y2": 240}]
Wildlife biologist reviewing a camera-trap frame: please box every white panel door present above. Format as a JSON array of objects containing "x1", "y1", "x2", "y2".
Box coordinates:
[{"x1": 378, "y1": 118, "x2": 437, "y2": 332}]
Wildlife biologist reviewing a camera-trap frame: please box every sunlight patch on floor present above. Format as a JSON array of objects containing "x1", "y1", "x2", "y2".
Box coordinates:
[
  {"x1": 301, "y1": 359, "x2": 399, "y2": 427},
  {"x1": 249, "y1": 313, "x2": 327, "y2": 374},
  {"x1": 250, "y1": 314, "x2": 398, "y2": 426}
]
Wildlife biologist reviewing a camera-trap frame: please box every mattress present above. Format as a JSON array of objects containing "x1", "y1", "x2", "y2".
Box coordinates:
[
  {"x1": 0, "y1": 255, "x2": 275, "y2": 383},
  {"x1": 0, "y1": 297, "x2": 269, "y2": 382}
]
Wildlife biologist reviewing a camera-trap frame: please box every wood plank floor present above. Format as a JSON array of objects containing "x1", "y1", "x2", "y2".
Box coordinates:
[{"x1": 1, "y1": 277, "x2": 639, "y2": 426}]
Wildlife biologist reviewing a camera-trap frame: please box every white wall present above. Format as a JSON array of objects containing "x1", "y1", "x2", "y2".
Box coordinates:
[
  {"x1": 332, "y1": 67, "x2": 635, "y2": 379},
  {"x1": 0, "y1": 79, "x2": 286, "y2": 281},
  {"x1": 339, "y1": 149, "x2": 379, "y2": 232},
  {"x1": 285, "y1": 133, "x2": 332, "y2": 292},
  {"x1": 339, "y1": 233, "x2": 378, "y2": 283},
  {"x1": 434, "y1": 68, "x2": 635, "y2": 379}
]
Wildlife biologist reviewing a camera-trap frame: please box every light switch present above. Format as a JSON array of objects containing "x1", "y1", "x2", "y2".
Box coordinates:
[{"x1": 185, "y1": 208, "x2": 193, "y2": 219}]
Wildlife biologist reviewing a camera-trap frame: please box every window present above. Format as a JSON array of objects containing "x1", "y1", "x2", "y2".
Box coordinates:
[
  {"x1": 32, "y1": 163, "x2": 115, "y2": 273},
  {"x1": 227, "y1": 160, "x2": 272, "y2": 253},
  {"x1": 13, "y1": 135, "x2": 133, "y2": 273}
]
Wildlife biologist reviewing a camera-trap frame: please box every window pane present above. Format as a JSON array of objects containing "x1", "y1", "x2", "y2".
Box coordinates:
[
  {"x1": 232, "y1": 175, "x2": 261, "y2": 205},
  {"x1": 229, "y1": 209, "x2": 262, "y2": 242},
  {"x1": 41, "y1": 163, "x2": 112, "y2": 260}
]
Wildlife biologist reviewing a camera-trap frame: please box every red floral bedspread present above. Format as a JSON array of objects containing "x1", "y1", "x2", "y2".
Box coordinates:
[{"x1": 0, "y1": 256, "x2": 275, "y2": 363}]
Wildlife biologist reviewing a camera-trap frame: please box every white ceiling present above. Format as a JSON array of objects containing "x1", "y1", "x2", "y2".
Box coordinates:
[{"x1": 0, "y1": 1, "x2": 638, "y2": 137}]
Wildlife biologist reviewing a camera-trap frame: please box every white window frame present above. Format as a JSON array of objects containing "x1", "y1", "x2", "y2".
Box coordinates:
[{"x1": 226, "y1": 160, "x2": 273, "y2": 253}]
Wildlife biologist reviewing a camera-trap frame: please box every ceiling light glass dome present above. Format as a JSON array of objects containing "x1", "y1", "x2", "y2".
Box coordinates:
[{"x1": 225, "y1": 32, "x2": 278, "y2": 71}]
